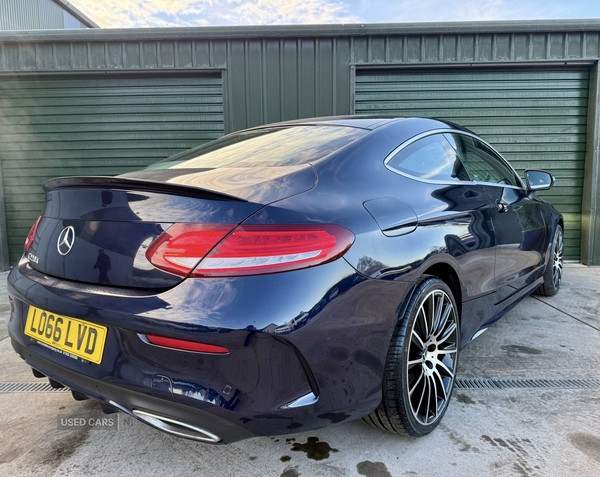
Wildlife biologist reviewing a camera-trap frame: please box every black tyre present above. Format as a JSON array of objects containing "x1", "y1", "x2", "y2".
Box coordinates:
[
  {"x1": 363, "y1": 277, "x2": 459, "y2": 437},
  {"x1": 535, "y1": 225, "x2": 563, "y2": 297}
]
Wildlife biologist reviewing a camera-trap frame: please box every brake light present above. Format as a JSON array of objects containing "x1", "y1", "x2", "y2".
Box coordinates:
[
  {"x1": 145, "y1": 224, "x2": 235, "y2": 276},
  {"x1": 193, "y1": 224, "x2": 354, "y2": 277},
  {"x1": 145, "y1": 334, "x2": 230, "y2": 354},
  {"x1": 24, "y1": 216, "x2": 42, "y2": 252},
  {"x1": 146, "y1": 223, "x2": 354, "y2": 277}
]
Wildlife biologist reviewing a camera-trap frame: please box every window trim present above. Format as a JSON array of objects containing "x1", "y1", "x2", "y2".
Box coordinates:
[{"x1": 384, "y1": 129, "x2": 526, "y2": 190}]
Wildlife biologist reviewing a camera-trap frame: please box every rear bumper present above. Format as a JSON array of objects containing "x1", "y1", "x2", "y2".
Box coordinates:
[
  {"x1": 8, "y1": 256, "x2": 411, "y2": 442},
  {"x1": 10, "y1": 337, "x2": 254, "y2": 443}
]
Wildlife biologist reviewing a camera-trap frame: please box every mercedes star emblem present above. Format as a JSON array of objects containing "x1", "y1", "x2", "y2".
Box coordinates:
[{"x1": 57, "y1": 226, "x2": 76, "y2": 256}]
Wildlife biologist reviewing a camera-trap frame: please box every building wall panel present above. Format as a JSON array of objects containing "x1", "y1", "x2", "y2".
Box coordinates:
[
  {"x1": 355, "y1": 67, "x2": 590, "y2": 260},
  {"x1": 1, "y1": 0, "x2": 63, "y2": 31},
  {"x1": 0, "y1": 22, "x2": 599, "y2": 264},
  {"x1": 1, "y1": 27, "x2": 599, "y2": 73},
  {"x1": 0, "y1": 74, "x2": 224, "y2": 263}
]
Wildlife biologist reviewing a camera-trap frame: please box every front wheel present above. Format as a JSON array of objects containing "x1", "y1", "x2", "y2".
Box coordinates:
[
  {"x1": 363, "y1": 277, "x2": 459, "y2": 437},
  {"x1": 535, "y1": 224, "x2": 563, "y2": 297}
]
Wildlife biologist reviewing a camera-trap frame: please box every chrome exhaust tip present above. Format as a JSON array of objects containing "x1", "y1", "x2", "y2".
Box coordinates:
[{"x1": 132, "y1": 409, "x2": 221, "y2": 443}]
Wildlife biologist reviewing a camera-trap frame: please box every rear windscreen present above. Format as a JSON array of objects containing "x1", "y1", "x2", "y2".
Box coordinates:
[{"x1": 147, "y1": 126, "x2": 367, "y2": 170}]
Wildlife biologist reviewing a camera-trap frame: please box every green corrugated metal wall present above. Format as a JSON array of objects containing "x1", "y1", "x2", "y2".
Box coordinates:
[
  {"x1": 0, "y1": 74, "x2": 223, "y2": 263},
  {"x1": 355, "y1": 67, "x2": 589, "y2": 260},
  {"x1": 0, "y1": 23, "x2": 599, "y2": 265}
]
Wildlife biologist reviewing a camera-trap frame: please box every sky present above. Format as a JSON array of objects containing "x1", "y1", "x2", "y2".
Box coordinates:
[{"x1": 70, "y1": 0, "x2": 600, "y2": 28}]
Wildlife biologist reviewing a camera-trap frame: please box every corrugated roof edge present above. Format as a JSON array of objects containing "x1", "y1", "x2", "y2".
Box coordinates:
[
  {"x1": 51, "y1": 0, "x2": 100, "y2": 29},
  {"x1": 0, "y1": 19, "x2": 599, "y2": 42}
]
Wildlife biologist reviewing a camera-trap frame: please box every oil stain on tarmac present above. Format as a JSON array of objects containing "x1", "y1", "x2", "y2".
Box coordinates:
[{"x1": 290, "y1": 437, "x2": 338, "y2": 461}]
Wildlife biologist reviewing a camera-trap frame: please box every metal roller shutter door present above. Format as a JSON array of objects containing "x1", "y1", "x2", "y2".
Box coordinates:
[
  {"x1": 0, "y1": 74, "x2": 224, "y2": 264},
  {"x1": 355, "y1": 67, "x2": 589, "y2": 261}
]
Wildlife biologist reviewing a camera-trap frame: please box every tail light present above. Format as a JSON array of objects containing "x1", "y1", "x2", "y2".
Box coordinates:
[
  {"x1": 24, "y1": 216, "x2": 42, "y2": 252},
  {"x1": 194, "y1": 225, "x2": 354, "y2": 276},
  {"x1": 146, "y1": 223, "x2": 354, "y2": 277},
  {"x1": 145, "y1": 224, "x2": 235, "y2": 276}
]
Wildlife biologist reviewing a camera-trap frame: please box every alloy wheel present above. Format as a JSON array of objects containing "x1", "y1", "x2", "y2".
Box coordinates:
[
  {"x1": 406, "y1": 289, "x2": 458, "y2": 426},
  {"x1": 553, "y1": 229, "x2": 564, "y2": 289}
]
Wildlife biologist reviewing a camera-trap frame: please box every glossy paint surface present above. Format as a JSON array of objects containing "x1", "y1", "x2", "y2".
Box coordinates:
[{"x1": 8, "y1": 116, "x2": 562, "y2": 443}]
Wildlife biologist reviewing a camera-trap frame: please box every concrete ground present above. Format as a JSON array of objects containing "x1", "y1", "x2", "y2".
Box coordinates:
[{"x1": 0, "y1": 265, "x2": 599, "y2": 477}]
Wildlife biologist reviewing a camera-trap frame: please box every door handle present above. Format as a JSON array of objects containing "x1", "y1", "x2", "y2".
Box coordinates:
[{"x1": 496, "y1": 199, "x2": 508, "y2": 213}]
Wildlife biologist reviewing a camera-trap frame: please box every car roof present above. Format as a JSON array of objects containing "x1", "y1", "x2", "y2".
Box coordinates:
[
  {"x1": 254, "y1": 116, "x2": 399, "y2": 130},
  {"x1": 243, "y1": 115, "x2": 475, "y2": 134}
]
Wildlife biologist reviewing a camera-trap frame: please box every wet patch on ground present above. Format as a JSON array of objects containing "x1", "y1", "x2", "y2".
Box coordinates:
[
  {"x1": 280, "y1": 466, "x2": 300, "y2": 477},
  {"x1": 569, "y1": 433, "x2": 600, "y2": 464},
  {"x1": 445, "y1": 430, "x2": 481, "y2": 453},
  {"x1": 455, "y1": 393, "x2": 476, "y2": 405},
  {"x1": 481, "y1": 435, "x2": 540, "y2": 475},
  {"x1": 290, "y1": 437, "x2": 338, "y2": 461},
  {"x1": 42, "y1": 427, "x2": 89, "y2": 467},
  {"x1": 280, "y1": 455, "x2": 291, "y2": 462},
  {"x1": 501, "y1": 345, "x2": 543, "y2": 355},
  {"x1": 356, "y1": 460, "x2": 392, "y2": 477}
]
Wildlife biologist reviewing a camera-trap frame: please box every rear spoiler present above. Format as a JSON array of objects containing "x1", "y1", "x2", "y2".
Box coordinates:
[{"x1": 43, "y1": 176, "x2": 247, "y2": 202}]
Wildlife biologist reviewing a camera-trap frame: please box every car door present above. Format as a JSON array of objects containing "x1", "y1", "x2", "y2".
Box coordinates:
[
  {"x1": 445, "y1": 133, "x2": 547, "y2": 303},
  {"x1": 382, "y1": 132, "x2": 498, "y2": 343}
]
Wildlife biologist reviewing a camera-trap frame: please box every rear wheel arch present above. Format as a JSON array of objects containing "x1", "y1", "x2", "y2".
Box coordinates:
[
  {"x1": 391, "y1": 260, "x2": 463, "y2": 343},
  {"x1": 422, "y1": 262, "x2": 463, "y2": 323}
]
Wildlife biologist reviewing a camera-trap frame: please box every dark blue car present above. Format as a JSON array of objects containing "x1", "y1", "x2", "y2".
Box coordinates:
[{"x1": 7, "y1": 116, "x2": 563, "y2": 443}]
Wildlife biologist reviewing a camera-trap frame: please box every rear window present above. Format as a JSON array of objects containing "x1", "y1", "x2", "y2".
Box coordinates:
[{"x1": 147, "y1": 126, "x2": 367, "y2": 170}]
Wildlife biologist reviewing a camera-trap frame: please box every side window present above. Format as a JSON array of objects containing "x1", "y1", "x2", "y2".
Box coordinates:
[
  {"x1": 387, "y1": 134, "x2": 471, "y2": 182},
  {"x1": 445, "y1": 133, "x2": 520, "y2": 187}
]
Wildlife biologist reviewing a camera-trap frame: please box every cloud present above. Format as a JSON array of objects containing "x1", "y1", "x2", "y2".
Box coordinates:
[
  {"x1": 70, "y1": 0, "x2": 358, "y2": 28},
  {"x1": 69, "y1": 0, "x2": 600, "y2": 28},
  {"x1": 356, "y1": 0, "x2": 576, "y2": 23},
  {"x1": 220, "y1": 0, "x2": 357, "y2": 24}
]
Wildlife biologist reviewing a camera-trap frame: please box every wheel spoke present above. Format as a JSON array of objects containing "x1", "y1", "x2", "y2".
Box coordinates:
[
  {"x1": 430, "y1": 374, "x2": 439, "y2": 420},
  {"x1": 439, "y1": 345, "x2": 457, "y2": 354},
  {"x1": 434, "y1": 304, "x2": 452, "y2": 339},
  {"x1": 409, "y1": 370, "x2": 424, "y2": 397},
  {"x1": 416, "y1": 373, "x2": 428, "y2": 420},
  {"x1": 436, "y1": 359, "x2": 455, "y2": 379},
  {"x1": 433, "y1": 369, "x2": 448, "y2": 402},
  {"x1": 407, "y1": 358, "x2": 422, "y2": 370},
  {"x1": 432, "y1": 293, "x2": 444, "y2": 336},
  {"x1": 438, "y1": 322, "x2": 457, "y2": 345},
  {"x1": 411, "y1": 329, "x2": 425, "y2": 351},
  {"x1": 424, "y1": 376, "x2": 432, "y2": 424}
]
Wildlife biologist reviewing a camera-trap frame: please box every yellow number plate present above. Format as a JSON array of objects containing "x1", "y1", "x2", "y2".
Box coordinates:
[{"x1": 24, "y1": 306, "x2": 107, "y2": 364}]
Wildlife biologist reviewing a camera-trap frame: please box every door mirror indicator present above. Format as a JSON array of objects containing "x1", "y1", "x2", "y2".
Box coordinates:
[{"x1": 525, "y1": 170, "x2": 554, "y2": 192}]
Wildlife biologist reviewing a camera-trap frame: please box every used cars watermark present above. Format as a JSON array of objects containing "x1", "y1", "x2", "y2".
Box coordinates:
[{"x1": 57, "y1": 413, "x2": 139, "y2": 431}]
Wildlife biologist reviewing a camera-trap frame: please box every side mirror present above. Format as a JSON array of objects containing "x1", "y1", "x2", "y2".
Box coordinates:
[{"x1": 525, "y1": 170, "x2": 554, "y2": 191}]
